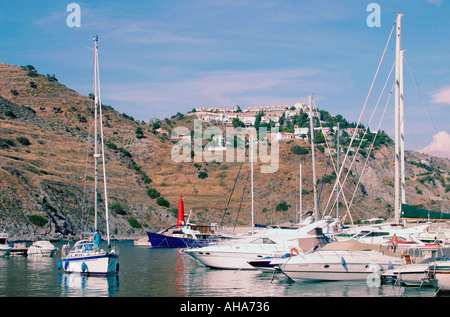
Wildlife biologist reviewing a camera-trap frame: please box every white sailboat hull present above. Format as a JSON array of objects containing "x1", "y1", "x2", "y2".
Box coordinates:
[{"x1": 61, "y1": 252, "x2": 119, "y2": 276}]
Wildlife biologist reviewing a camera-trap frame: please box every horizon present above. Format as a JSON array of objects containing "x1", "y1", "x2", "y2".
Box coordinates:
[{"x1": 0, "y1": 0, "x2": 449, "y2": 159}]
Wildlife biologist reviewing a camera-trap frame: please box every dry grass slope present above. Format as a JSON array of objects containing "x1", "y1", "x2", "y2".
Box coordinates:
[{"x1": 0, "y1": 63, "x2": 449, "y2": 241}]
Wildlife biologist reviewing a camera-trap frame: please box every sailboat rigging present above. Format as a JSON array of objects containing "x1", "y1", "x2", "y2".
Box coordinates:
[{"x1": 57, "y1": 36, "x2": 119, "y2": 276}]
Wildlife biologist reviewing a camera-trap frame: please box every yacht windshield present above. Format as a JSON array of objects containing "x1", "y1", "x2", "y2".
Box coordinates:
[{"x1": 249, "y1": 238, "x2": 276, "y2": 244}]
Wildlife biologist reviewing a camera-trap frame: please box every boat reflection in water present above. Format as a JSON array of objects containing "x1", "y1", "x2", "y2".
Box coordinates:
[{"x1": 57, "y1": 273, "x2": 119, "y2": 297}]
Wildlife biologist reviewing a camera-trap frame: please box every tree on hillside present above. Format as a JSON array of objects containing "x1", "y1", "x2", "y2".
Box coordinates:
[{"x1": 232, "y1": 117, "x2": 244, "y2": 128}]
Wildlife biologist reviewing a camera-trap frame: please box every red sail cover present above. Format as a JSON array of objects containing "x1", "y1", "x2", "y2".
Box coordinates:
[{"x1": 177, "y1": 195, "x2": 185, "y2": 228}]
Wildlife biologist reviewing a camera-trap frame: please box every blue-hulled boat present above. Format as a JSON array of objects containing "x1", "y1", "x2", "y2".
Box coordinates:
[{"x1": 146, "y1": 196, "x2": 233, "y2": 248}]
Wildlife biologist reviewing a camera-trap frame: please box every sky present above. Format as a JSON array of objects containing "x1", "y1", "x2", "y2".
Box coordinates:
[{"x1": 0, "y1": 0, "x2": 449, "y2": 158}]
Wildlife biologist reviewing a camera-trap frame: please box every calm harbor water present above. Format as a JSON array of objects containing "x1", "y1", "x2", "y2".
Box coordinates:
[{"x1": 0, "y1": 240, "x2": 439, "y2": 298}]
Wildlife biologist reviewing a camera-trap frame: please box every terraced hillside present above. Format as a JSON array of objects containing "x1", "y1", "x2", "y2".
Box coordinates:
[{"x1": 0, "y1": 63, "x2": 449, "y2": 241}]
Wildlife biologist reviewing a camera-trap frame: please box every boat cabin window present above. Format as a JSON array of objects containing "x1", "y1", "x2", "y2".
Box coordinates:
[
  {"x1": 359, "y1": 231, "x2": 390, "y2": 237},
  {"x1": 249, "y1": 238, "x2": 276, "y2": 244},
  {"x1": 73, "y1": 240, "x2": 95, "y2": 251}
]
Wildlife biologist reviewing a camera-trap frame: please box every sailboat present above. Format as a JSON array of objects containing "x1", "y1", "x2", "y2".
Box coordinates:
[
  {"x1": 57, "y1": 36, "x2": 119, "y2": 276},
  {"x1": 257, "y1": 14, "x2": 431, "y2": 282},
  {"x1": 334, "y1": 14, "x2": 439, "y2": 251}
]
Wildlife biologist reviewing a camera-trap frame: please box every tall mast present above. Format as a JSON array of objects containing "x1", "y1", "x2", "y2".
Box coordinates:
[
  {"x1": 93, "y1": 35, "x2": 99, "y2": 231},
  {"x1": 309, "y1": 95, "x2": 318, "y2": 221},
  {"x1": 250, "y1": 135, "x2": 254, "y2": 234},
  {"x1": 93, "y1": 35, "x2": 111, "y2": 245},
  {"x1": 394, "y1": 14, "x2": 403, "y2": 224},
  {"x1": 400, "y1": 49, "x2": 406, "y2": 207},
  {"x1": 299, "y1": 160, "x2": 302, "y2": 223},
  {"x1": 336, "y1": 122, "x2": 340, "y2": 219}
]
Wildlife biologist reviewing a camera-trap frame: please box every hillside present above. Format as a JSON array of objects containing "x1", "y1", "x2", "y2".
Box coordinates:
[{"x1": 0, "y1": 63, "x2": 449, "y2": 241}]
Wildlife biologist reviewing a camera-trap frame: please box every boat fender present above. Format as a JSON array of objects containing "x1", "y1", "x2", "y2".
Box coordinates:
[
  {"x1": 116, "y1": 263, "x2": 120, "y2": 273},
  {"x1": 341, "y1": 257, "x2": 348, "y2": 271},
  {"x1": 81, "y1": 262, "x2": 88, "y2": 273},
  {"x1": 64, "y1": 261, "x2": 69, "y2": 270},
  {"x1": 290, "y1": 248, "x2": 299, "y2": 257},
  {"x1": 57, "y1": 261, "x2": 62, "y2": 270}
]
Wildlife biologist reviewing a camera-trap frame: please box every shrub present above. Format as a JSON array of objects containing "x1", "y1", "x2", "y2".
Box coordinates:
[
  {"x1": 322, "y1": 174, "x2": 336, "y2": 184},
  {"x1": 23, "y1": 65, "x2": 36, "y2": 72},
  {"x1": 128, "y1": 217, "x2": 142, "y2": 229},
  {"x1": 27, "y1": 71, "x2": 39, "y2": 77},
  {"x1": 28, "y1": 215, "x2": 48, "y2": 227},
  {"x1": 156, "y1": 197, "x2": 170, "y2": 207},
  {"x1": 152, "y1": 121, "x2": 161, "y2": 130},
  {"x1": 135, "y1": 127, "x2": 144, "y2": 139},
  {"x1": 291, "y1": 145, "x2": 308, "y2": 155},
  {"x1": 4, "y1": 110, "x2": 16, "y2": 118},
  {"x1": 106, "y1": 141, "x2": 118, "y2": 150},
  {"x1": 110, "y1": 202, "x2": 126, "y2": 215},
  {"x1": 43, "y1": 202, "x2": 57, "y2": 213},
  {"x1": 10, "y1": 89, "x2": 18, "y2": 96},
  {"x1": 16, "y1": 137, "x2": 30, "y2": 145},
  {"x1": 46, "y1": 74, "x2": 58, "y2": 82},
  {"x1": 77, "y1": 114, "x2": 87, "y2": 123},
  {"x1": 122, "y1": 113, "x2": 135, "y2": 121},
  {"x1": 119, "y1": 147, "x2": 132, "y2": 158},
  {"x1": 415, "y1": 186, "x2": 423, "y2": 195},
  {"x1": 147, "y1": 188, "x2": 161, "y2": 199},
  {"x1": 198, "y1": 171, "x2": 208, "y2": 179},
  {"x1": 275, "y1": 201, "x2": 290, "y2": 212},
  {"x1": 29, "y1": 81, "x2": 37, "y2": 88},
  {"x1": 0, "y1": 139, "x2": 14, "y2": 148},
  {"x1": 23, "y1": 106, "x2": 36, "y2": 114}
]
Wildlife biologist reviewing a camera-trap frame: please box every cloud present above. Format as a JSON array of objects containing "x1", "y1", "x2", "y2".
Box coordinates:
[
  {"x1": 101, "y1": 67, "x2": 334, "y2": 120},
  {"x1": 426, "y1": 0, "x2": 444, "y2": 6},
  {"x1": 430, "y1": 85, "x2": 450, "y2": 104},
  {"x1": 419, "y1": 131, "x2": 450, "y2": 159}
]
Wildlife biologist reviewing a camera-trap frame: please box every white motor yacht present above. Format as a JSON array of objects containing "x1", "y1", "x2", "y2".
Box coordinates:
[
  {"x1": 273, "y1": 239, "x2": 404, "y2": 282},
  {"x1": 183, "y1": 219, "x2": 332, "y2": 270},
  {"x1": 27, "y1": 241, "x2": 57, "y2": 257}
]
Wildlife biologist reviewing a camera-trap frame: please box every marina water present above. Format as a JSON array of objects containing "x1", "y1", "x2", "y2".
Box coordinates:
[{"x1": 0, "y1": 241, "x2": 438, "y2": 297}]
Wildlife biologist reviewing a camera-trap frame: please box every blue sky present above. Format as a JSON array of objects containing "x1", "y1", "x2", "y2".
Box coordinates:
[{"x1": 1, "y1": 0, "x2": 449, "y2": 158}]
